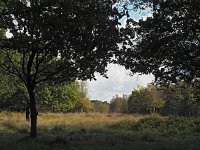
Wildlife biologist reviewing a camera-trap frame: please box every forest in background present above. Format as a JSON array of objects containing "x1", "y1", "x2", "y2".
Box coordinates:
[{"x1": 1, "y1": 68, "x2": 200, "y2": 118}]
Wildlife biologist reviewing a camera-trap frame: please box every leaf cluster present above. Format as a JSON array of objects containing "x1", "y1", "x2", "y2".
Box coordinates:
[
  {"x1": 117, "y1": 0, "x2": 200, "y2": 84},
  {"x1": 0, "y1": 0, "x2": 120, "y2": 88}
]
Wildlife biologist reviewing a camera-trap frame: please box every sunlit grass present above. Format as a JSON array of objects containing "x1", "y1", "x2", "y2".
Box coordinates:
[
  {"x1": 0, "y1": 112, "x2": 148, "y2": 150},
  {"x1": 0, "y1": 112, "x2": 147, "y2": 136},
  {"x1": 38, "y1": 112, "x2": 145, "y2": 129},
  {"x1": 0, "y1": 112, "x2": 200, "y2": 150}
]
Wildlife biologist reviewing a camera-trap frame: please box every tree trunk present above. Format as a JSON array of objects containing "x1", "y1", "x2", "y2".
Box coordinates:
[
  {"x1": 26, "y1": 105, "x2": 30, "y2": 121},
  {"x1": 153, "y1": 106, "x2": 156, "y2": 114},
  {"x1": 28, "y1": 88, "x2": 37, "y2": 138}
]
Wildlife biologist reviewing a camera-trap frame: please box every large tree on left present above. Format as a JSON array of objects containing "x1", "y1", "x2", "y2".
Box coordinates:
[{"x1": 0, "y1": 0, "x2": 119, "y2": 137}]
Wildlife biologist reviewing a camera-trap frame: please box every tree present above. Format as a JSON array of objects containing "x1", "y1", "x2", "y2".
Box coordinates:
[
  {"x1": 144, "y1": 85, "x2": 164, "y2": 114},
  {"x1": 37, "y1": 81, "x2": 93, "y2": 112},
  {"x1": 110, "y1": 95, "x2": 128, "y2": 113},
  {"x1": 73, "y1": 81, "x2": 93, "y2": 112},
  {"x1": 159, "y1": 84, "x2": 182, "y2": 116},
  {"x1": 128, "y1": 87, "x2": 147, "y2": 113},
  {"x1": 0, "y1": 78, "x2": 92, "y2": 113},
  {"x1": 117, "y1": 0, "x2": 200, "y2": 84},
  {"x1": 91, "y1": 100, "x2": 110, "y2": 113},
  {"x1": 38, "y1": 82, "x2": 79, "y2": 112},
  {"x1": 0, "y1": 0, "x2": 120, "y2": 137},
  {"x1": 73, "y1": 97, "x2": 93, "y2": 113},
  {"x1": 161, "y1": 82, "x2": 198, "y2": 116},
  {"x1": 128, "y1": 85, "x2": 164, "y2": 114},
  {"x1": 0, "y1": 71, "x2": 28, "y2": 112},
  {"x1": 114, "y1": 0, "x2": 162, "y2": 11}
]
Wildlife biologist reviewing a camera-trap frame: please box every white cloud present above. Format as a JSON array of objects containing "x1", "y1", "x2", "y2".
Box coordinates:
[{"x1": 88, "y1": 64, "x2": 154, "y2": 101}]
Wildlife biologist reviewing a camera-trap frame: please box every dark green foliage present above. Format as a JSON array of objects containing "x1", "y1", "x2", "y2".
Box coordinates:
[
  {"x1": 0, "y1": 0, "x2": 119, "y2": 83},
  {"x1": 38, "y1": 82, "x2": 79, "y2": 112},
  {"x1": 114, "y1": 0, "x2": 162, "y2": 12},
  {"x1": 118, "y1": 0, "x2": 200, "y2": 84},
  {"x1": 128, "y1": 84, "x2": 164, "y2": 114},
  {"x1": 0, "y1": 72, "x2": 28, "y2": 111},
  {"x1": 112, "y1": 116, "x2": 200, "y2": 135},
  {"x1": 110, "y1": 120, "x2": 134, "y2": 130},
  {"x1": 165, "y1": 117, "x2": 197, "y2": 134},
  {"x1": 36, "y1": 82, "x2": 93, "y2": 112},
  {"x1": 128, "y1": 87, "x2": 147, "y2": 114},
  {"x1": 0, "y1": 80, "x2": 92, "y2": 113},
  {"x1": 132, "y1": 117, "x2": 165, "y2": 132},
  {"x1": 161, "y1": 82, "x2": 198, "y2": 116}
]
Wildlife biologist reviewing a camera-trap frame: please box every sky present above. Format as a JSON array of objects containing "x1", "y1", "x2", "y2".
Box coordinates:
[
  {"x1": 87, "y1": 64, "x2": 154, "y2": 101},
  {"x1": 87, "y1": 7, "x2": 154, "y2": 101}
]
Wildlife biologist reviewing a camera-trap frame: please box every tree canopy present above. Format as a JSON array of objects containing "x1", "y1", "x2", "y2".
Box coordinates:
[
  {"x1": 117, "y1": 0, "x2": 200, "y2": 84},
  {"x1": 0, "y1": 0, "x2": 120, "y2": 137}
]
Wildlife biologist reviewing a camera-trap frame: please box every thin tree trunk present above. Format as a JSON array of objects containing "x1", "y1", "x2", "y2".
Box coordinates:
[
  {"x1": 28, "y1": 88, "x2": 37, "y2": 138},
  {"x1": 26, "y1": 105, "x2": 30, "y2": 121},
  {"x1": 153, "y1": 107, "x2": 156, "y2": 114}
]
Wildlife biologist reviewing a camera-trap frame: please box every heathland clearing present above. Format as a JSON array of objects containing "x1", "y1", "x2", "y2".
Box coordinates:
[{"x1": 0, "y1": 113, "x2": 200, "y2": 150}]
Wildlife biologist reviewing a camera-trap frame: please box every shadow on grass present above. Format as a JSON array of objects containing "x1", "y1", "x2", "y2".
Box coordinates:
[
  {"x1": 1, "y1": 121, "x2": 29, "y2": 134},
  {"x1": 1, "y1": 118, "x2": 200, "y2": 150}
]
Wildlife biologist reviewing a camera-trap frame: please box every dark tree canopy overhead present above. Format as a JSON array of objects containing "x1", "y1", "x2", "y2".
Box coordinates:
[
  {"x1": 0, "y1": 0, "x2": 119, "y2": 83},
  {"x1": 117, "y1": 0, "x2": 200, "y2": 84}
]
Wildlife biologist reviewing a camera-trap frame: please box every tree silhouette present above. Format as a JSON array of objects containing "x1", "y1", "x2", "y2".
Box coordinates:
[
  {"x1": 0, "y1": 0, "x2": 119, "y2": 137},
  {"x1": 118, "y1": 0, "x2": 200, "y2": 84}
]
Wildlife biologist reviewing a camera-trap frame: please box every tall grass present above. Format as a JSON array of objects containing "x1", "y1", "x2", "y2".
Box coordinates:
[{"x1": 1, "y1": 112, "x2": 200, "y2": 150}]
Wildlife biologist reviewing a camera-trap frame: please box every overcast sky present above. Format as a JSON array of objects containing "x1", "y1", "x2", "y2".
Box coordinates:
[{"x1": 87, "y1": 7, "x2": 153, "y2": 101}]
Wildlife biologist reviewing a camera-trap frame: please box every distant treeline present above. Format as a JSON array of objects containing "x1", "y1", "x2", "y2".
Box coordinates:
[
  {"x1": 107, "y1": 81, "x2": 200, "y2": 117},
  {"x1": 1, "y1": 69, "x2": 200, "y2": 117},
  {"x1": 79, "y1": 80, "x2": 200, "y2": 117}
]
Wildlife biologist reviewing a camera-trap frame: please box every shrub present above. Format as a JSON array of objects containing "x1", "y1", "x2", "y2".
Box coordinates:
[
  {"x1": 112, "y1": 116, "x2": 200, "y2": 136},
  {"x1": 165, "y1": 117, "x2": 196, "y2": 133},
  {"x1": 110, "y1": 120, "x2": 134, "y2": 130},
  {"x1": 132, "y1": 117, "x2": 166, "y2": 132}
]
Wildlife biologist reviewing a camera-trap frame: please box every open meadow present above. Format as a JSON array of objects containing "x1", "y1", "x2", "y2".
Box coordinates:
[{"x1": 1, "y1": 113, "x2": 200, "y2": 150}]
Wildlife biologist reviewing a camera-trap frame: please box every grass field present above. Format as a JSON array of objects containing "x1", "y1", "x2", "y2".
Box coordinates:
[{"x1": 1, "y1": 112, "x2": 200, "y2": 150}]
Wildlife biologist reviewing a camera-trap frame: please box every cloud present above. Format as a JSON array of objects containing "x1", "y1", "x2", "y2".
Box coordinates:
[{"x1": 88, "y1": 64, "x2": 154, "y2": 101}]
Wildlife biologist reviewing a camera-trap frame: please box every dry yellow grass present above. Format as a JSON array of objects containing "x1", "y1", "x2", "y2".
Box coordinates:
[
  {"x1": 37, "y1": 112, "x2": 146, "y2": 129},
  {"x1": 0, "y1": 112, "x2": 198, "y2": 150},
  {"x1": 0, "y1": 112, "x2": 148, "y2": 134}
]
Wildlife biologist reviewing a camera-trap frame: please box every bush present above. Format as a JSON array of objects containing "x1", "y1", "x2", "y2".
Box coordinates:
[
  {"x1": 111, "y1": 116, "x2": 200, "y2": 136},
  {"x1": 165, "y1": 117, "x2": 196, "y2": 133},
  {"x1": 110, "y1": 120, "x2": 134, "y2": 130},
  {"x1": 132, "y1": 117, "x2": 166, "y2": 132}
]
